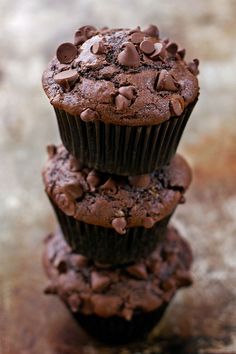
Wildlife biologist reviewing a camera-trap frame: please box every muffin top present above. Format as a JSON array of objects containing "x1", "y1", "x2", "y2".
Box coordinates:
[
  {"x1": 42, "y1": 145, "x2": 192, "y2": 233},
  {"x1": 43, "y1": 227, "x2": 192, "y2": 319},
  {"x1": 42, "y1": 25, "x2": 199, "y2": 126}
]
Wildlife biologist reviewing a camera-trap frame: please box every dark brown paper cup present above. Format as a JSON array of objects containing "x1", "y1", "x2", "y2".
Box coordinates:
[
  {"x1": 51, "y1": 202, "x2": 173, "y2": 265},
  {"x1": 54, "y1": 99, "x2": 197, "y2": 175},
  {"x1": 70, "y1": 304, "x2": 168, "y2": 344}
]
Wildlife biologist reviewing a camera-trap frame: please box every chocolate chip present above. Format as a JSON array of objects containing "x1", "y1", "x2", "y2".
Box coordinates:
[
  {"x1": 118, "y1": 42, "x2": 140, "y2": 67},
  {"x1": 162, "y1": 278, "x2": 176, "y2": 291},
  {"x1": 126, "y1": 263, "x2": 148, "y2": 279},
  {"x1": 55, "y1": 193, "x2": 75, "y2": 216},
  {"x1": 80, "y1": 108, "x2": 99, "y2": 122},
  {"x1": 91, "y1": 294, "x2": 123, "y2": 317},
  {"x1": 143, "y1": 217, "x2": 155, "y2": 229},
  {"x1": 129, "y1": 26, "x2": 141, "y2": 35},
  {"x1": 62, "y1": 182, "x2": 84, "y2": 199},
  {"x1": 130, "y1": 32, "x2": 144, "y2": 44},
  {"x1": 46, "y1": 144, "x2": 57, "y2": 158},
  {"x1": 54, "y1": 256, "x2": 67, "y2": 273},
  {"x1": 187, "y1": 58, "x2": 200, "y2": 75},
  {"x1": 115, "y1": 94, "x2": 130, "y2": 111},
  {"x1": 91, "y1": 271, "x2": 111, "y2": 292},
  {"x1": 74, "y1": 25, "x2": 97, "y2": 46},
  {"x1": 129, "y1": 174, "x2": 151, "y2": 188},
  {"x1": 155, "y1": 69, "x2": 178, "y2": 91},
  {"x1": 70, "y1": 254, "x2": 88, "y2": 267},
  {"x1": 56, "y1": 43, "x2": 77, "y2": 64},
  {"x1": 175, "y1": 269, "x2": 192, "y2": 286},
  {"x1": 177, "y1": 48, "x2": 186, "y2": 59},
  {"x1": 166, "y1": 42, "x2": 178, "y2": 55},
  {"x1": 150, "y1": 42, "x2": 164, "y2": 61},
  {"x1": 69, "y1": 156, "x2": 83, "y2": 172},
  {"x1": 94, "y1": 262, "x2": 111, "y2": 269},
  {"x1": 170, "y1": 94, "x2": 185, "y2": 116},
  {"x1": 140, "y1": 40, "x2": 155, "y2": 55},
  {"x1": 54, "y1": 69, "x2": 79, "y2": 89},
  {"x1": 143, "y1": 24, "x2": 159, "y2": 38},
  {"x1": 100, "y1": 178, "x2": 117, "y2": 194},
  {"x1": 179, "y1": 195, "x2": 186, "y2": 204},
  {"x1": 118, "y1": 86, "x2": 136, "y2": 100},
  {"x1": 86, "y1": 170, "x2": 101, "y2": 191},
  {"x1": 91, "y1": 41, "x2": 106, "y2": 55},
  {"x1": 111, "y1": 217, "x2": 127, "y2": 234}
]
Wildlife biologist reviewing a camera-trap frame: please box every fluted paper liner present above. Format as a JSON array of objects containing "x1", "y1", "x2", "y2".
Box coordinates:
[
  {"x1": 54, "y1": 99, "x2": 197, "y2": 175},
  {"x1": 52, "y1": 201, "x2": 173, "y2": 265}
]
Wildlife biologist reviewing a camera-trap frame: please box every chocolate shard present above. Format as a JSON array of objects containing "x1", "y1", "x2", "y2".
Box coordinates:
[
  {"x1": 111, "y1": 217, "x2": 127, "y2": 234},
  {"x1": 155, "y1": 69, "x2": 178, "y2": 91},
  {"x1": 54, "y1": 69, "x2": 79, "y2": 89},
  {"x1": 170, "y1": 94, "x2": 185, "y2": 116},
  {"x1": 74, "y1": 25, "x2": 97, "y2": 46},
  {"x1": 80, "y1": 108, "x2": 99, "y2": 122},
  {"x1": 118, "y1": 42, "x2": 140, "y2": 67},
  {"x1": 118, "y1": 85, "x2": 136, "y2": 100},
  {"x1": 140, "y1": 40, "x2": 155, "y2": 55},
  {"x1": 115, "y1": 94, "x2": 130, "y2": 111},
  {"x1": 143, "y1": 24, "x2": 159, "y2": 38},
  {"x1": 56, "y1": 43, "x2": 78, "y2": 64},
  {"x1": 187, "y1": 58, "x2": 200, "y2": 75},
  {"x1": 91, "y1": 41, "x2": 106, "y2": 55}
]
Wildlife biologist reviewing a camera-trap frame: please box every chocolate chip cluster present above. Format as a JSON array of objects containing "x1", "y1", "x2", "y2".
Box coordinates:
[
  {"x1": 44, "y1": 228, "x2": 192, "y2": 319},
  {"x1": 52, "y1": 25, "x2": 199, "y2": 114}
]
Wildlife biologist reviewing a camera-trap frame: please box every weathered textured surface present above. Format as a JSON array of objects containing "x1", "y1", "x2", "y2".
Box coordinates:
[{"x1": 1, "y1": 0, "x2": 236, "y2": 353}]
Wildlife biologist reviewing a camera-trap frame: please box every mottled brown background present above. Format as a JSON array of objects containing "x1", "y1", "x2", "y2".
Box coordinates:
[{"x1": 1, "y1": 0, "x2": 236, "y2": 353}]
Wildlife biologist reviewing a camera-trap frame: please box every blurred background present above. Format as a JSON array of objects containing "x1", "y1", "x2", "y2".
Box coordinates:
[{"x1": 1, "y1": 0, "x2": 236, "y2": 353}]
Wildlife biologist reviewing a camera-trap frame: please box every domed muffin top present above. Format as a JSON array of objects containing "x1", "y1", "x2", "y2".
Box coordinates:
[{"x1": 42, "y1": 25, "x2": 199, "y2": 126}]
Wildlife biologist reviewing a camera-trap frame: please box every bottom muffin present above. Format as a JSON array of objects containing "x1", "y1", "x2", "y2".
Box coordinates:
[{"x1": 43, "y1": 227, "x2": 193, "y2": 344}]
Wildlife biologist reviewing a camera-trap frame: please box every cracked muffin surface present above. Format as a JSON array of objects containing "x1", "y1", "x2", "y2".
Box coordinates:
[
  {"x1": 42, "y1": 145, "x2": 191, "y2": 233},
  {"x1": 42, "y1": 25, "x2": 199, "y2": 126}
]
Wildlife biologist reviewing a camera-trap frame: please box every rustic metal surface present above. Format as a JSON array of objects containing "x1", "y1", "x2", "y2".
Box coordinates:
[{"x1": 1, "y1": 0, "x2": 236, "y2": 353}]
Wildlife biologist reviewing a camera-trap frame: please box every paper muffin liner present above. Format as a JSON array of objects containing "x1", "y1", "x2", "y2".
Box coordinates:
[
  {"x1": 51, "y1": 202, "x2": 173, "y2": 265},
  {"x1": 70, "y1": 304, "x2": 168, "y2": 344},
  {"x1": 54, "y1": 99, "x2": 197, "y2": 175}
]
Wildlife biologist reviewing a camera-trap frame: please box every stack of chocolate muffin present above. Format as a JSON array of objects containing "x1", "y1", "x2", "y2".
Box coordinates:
[{"x1": 41, "y1": 24, "x2": 199, "y2": 343}]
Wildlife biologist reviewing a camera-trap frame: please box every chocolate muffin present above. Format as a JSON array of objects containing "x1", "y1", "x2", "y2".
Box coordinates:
[
  {"x1": 42, "y1": 25, "x2": 199, "y2": 175},
  {"x1": 43, "y1": 227, "x2": 193, "y2": 344},
  {"x1": 42, "y1": 145, "x2": 192, "y2": 264}
]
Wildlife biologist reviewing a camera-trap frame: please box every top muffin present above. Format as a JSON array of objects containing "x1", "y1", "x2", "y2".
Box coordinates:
[{"x1": 42, "y1": 25, "x2": 199, "y2": 126}]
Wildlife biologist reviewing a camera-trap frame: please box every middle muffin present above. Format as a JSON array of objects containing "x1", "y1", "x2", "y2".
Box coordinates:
[{"x1": 42, "y1": 145, "x2": 191, "y2": 264}]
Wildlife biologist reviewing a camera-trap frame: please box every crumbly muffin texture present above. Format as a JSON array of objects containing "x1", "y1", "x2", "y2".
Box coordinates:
[
  {"x1": 42, "y1": 145, "x2": 192, "y2": 233},
  {"x1": 43, "y1": 227, "x2": 192, "y2": 319},
  {"x1": 42, "y1": 25, "x2": 199, "y2": 125}
]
